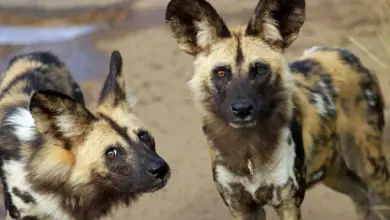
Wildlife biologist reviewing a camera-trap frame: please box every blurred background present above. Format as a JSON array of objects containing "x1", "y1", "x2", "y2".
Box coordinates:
[{"x1": 0, "y1": 0, "x2": 389, "y2": 219}]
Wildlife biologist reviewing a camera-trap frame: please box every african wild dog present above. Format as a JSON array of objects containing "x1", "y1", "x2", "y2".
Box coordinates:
[
  {"x1": 166, "y1": 0, "x2": 390, "y2": 219},
  {"x1": 0, "y1": 50, "x2": 171, "y2": 220}
]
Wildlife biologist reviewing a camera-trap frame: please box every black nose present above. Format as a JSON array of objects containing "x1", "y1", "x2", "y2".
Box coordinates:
[
  {"x1": 148, "y1": 159, "x2": 169, "y2": 179},
  {"x1": 230, "y1": 101, "x2": 254, "y2": 119}
]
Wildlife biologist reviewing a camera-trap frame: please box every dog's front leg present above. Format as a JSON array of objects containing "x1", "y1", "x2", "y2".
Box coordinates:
[
  {"x1": 275, "y1": 204, "x2": 302, "y2": 220},
  {"x1": 212, "y1": 168, "x2": 266, "y2": 220},
  {"x1": 272, "y1": 177, "x2": 305, "y2": 220},
  {"x1": 213, "y1": 180, "x2": 267, "y2": 220},
  {"x1": 231, "y1": 207, "x2": 266, "y2": 220}
]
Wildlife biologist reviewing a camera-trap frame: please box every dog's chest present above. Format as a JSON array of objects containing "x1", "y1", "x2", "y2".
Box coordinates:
[{"x1": 214, "y1": 136, "x2": 298, "y2": 206}]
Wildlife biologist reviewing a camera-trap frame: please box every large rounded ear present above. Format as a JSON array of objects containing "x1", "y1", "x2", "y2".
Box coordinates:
[
  {"x1": 245, "y1": 0, "x2": 305, "y2": 50},
  {"x1": 97, "y1": 50, "x2": 129, "y2": 108},
  {"x1": 29, "y1": 90, "x2": 95, "y2": 140},
  {"x1": 165, "y1": 0, "x2": 231, "y2": 56},
  {"x1": 28, "y1": 89, "x2": 95, "y2": 193}
]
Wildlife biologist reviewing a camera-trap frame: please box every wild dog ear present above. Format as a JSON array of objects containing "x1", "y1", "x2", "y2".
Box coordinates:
[
  {"x1": 97, "y1": 50, "x2": 130, "y2": 109},
  {"x1": 29, "y1": 90, "x2": 94, "y2": 140},
  {"x1": 245, "y1": 0, "x2": 305, "y2": 50},
  {"x1": 165, "y1": 0, "x2": 231, "y2": 56}
]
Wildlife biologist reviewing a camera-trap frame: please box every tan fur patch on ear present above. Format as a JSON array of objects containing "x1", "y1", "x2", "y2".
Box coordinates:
[
  {"x1": 263, "y1": 20, "x2": 283, "y2": 42},
  {"x1": 55, "y1": 114, "x2": 81, "y2": 138},
  {"x1": 195, "y1": 20, "x2": 217, "y2": 48}
]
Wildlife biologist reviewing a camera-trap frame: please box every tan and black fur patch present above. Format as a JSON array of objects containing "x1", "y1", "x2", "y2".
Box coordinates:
[
  {"x1": 0, "y1": 50, "x2": 170, "y2": 220},
  {"x1": 166, "y1": 0, "x2": 390, "y2": 219}
]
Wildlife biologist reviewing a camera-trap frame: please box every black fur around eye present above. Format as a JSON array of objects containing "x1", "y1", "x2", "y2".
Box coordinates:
[
  {"x1": 105, "y1": 148, "x2": 119, "y2": 159},
  {"x1": 250, "y1": 62, "x2": 271, "y2": 78},
  {"x1": 212, "y1": 66, "x2": 232, "y2": 80},
  {"x1": 138, "y1": 131, "x2": 151, "y2": 143},
  {"x1": 138, "y1": 131, "x2": 155, "y2": 149}
]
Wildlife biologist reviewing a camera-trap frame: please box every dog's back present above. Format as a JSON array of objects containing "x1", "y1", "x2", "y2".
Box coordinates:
[
  {"x1": 0, "y1": 51, "x2": 84, "y2": 106},
  {"x1": 290, "y1": 46, "x2": 386, "y2": 186},
  {"x1": 0, "y1": 51, "x2": 84, "y2": 219}
]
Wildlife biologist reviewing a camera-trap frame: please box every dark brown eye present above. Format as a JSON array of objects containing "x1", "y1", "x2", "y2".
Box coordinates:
[
  {"x1": 138, "y1": 130, "x2": 155, "y2": 150},
  {"x1": 249, "y1": 62, "x2": 271, "y2": 79},
  {"x1": 254, "y1": 62, "x2": 271, "y2": 75},
  {"x1": 213, "y1": 66, "x2": 231, "y2": 80},
  {"x1": 138, "y1": 131, "x2": 151, "y2": 144},
  {"x1": 216, "y1": 70, "x2": 226, "y2": 77},
  {"x1": 105, "y1": 148, "x2": 119, "y2": 159}
]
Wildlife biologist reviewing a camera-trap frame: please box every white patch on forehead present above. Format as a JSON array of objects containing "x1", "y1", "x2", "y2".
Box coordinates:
[
  {"x1": 3, "y1": 159, "x2": 71, "y2": 219},
  {"x1": 4, "y1": 108, "x2": 36, "y2": 142},
  {"x1": 215, "y1": 127, "x2": 298, "y2": 201}
]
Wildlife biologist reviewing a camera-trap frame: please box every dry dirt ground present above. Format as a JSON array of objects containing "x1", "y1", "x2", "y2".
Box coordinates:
[{"x1": 1, "y1": 0, "x2": 390, "y2": 219}]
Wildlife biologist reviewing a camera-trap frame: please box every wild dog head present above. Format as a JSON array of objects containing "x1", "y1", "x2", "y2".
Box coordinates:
[
  {"x1": 166, "y1": 0, "x2": 305, "y2": 129},
  {"x1": 26, "y1": 51, "x2": 170, "y2": 217}
]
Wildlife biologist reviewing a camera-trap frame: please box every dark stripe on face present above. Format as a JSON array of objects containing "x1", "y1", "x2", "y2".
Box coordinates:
[
  {"x1": 98, "y1": 113, "x2": 133, "y2": 144},
  {"x1": 234, "y1": 34, "x2": 244, "y2": 65}
]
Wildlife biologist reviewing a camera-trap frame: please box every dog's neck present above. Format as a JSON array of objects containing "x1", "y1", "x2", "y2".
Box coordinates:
[{"x1": 203, "y1": 114, "x2": 293, "y2": 176}]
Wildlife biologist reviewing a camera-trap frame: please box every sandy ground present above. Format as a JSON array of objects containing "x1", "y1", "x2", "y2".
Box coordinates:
[{"x1": 1, "y1": 0, "x2": 390, "y2": 219}]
